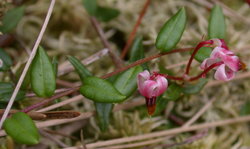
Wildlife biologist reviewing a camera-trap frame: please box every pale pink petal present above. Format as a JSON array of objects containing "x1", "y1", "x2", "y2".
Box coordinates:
[
  {"x1": 210, "y1": 47, "x2": 225, "y2": 59},
  {"x1": 221, "y1": 55, "x2": 240, "y2": 72},
  {"x1": 211, "y1": 39, "x2": 223, "y2": 47},
  {"x1": 214, "y1": 64, "x2": 235, "y2": 81},
  {"x1": 137, "y1": 70, "x2": 150, "y2": 93},
  {"x1": 154, "y1": 76, "x2": 168, "y2": 96},
  {"x1": 200, "y1": 58, "x2": 219, "y2": 70},
  {"x1": 211, "y1": 39, "x2": 228, "y2": 49},
  {"x1": 139, "y1": 80, "x2": 158, "y2": 98}
]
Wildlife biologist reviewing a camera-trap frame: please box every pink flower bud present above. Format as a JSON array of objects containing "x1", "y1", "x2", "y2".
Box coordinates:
[{"x1": 137, "y1": 70, "x2": 168, "y2": 115}]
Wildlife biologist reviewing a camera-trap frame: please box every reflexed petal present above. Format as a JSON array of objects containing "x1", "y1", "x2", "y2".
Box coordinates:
[
  {"x1": 200, "y1": 58, "x2": 219, "y2": 70},
  {"x1": 155, "y1": 76, "x2": 168, "y2": 96},
  {"x1": 214, "y1": 64, "x2": 235, "y2": 81},
  {"x1": 139, "y1": 80, "x2": 158, "y2": 98},
  {"x1": 137, "y1": 70, "x2": 150, "y2": 92},
  {"x1": 210, "y1": 47, "x2": 225, "y2": 59},
  {"x1": 222, "y1": 55, "x2": 240, "y2": 72}
]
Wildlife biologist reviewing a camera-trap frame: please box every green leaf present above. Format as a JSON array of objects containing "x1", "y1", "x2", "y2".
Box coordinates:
[
  {"x1": 80, "y1": 77, "x2": 126, "y2": 103},
  {"x1": 31, "y1": 46, "x2": 56, "y2": 97},
  {"x1": 193, "y1": 47, "x2": 212, "y2": 63},
  {"x1": 52, "y1": 56, "x2": 58, "y2": 77},
  {"x1": 3, "y1": 112, "x2": 39, "y2": 145},
  {"x1": 0, "y1": 6, "x2": 25, "y2": 33},
  {"x1": 156, "y1": 7, "x2": 186, "y2": 52},
  {"x1": 114, "y1": 66, "x2": 143, "y2": 97},
  {"x1": 67, "y1": 56, "x2": 92, "y2": 82},
  {"x1": 0, "y1": 48, "x2": 13, "y2": 71},
  {"x1": 208, "y1": 5, "x2": 226, "y2": 39},
  {"x1": 0, "y1": 82, "x2": 25, "y2": 102},
  {"x1": 95, "y1": 6, "x2": 120, "y2": 22},
  {"x1": 159, "y1": 63, "x2": 175, "y2": 76},
  {"x1": 129, "y1": 36, "x2": 144, "y2": 62},
  {"x1": 129, "y1": 36, "x2": 148, "y2": 70},
  {"x1": 182, "y1": 78, "x2": 208, "y2": 94},
  {"x1": 15, "y1": 64, "x2": 31, "y2": 90},
  {"x1": 240, "y1": 101, "x2": 250, "y2": 116},
  {"x1": 82, "y1": 0, "x2": 97, "y2": 16},
  {"x1": 163, "y1": 83, "x2": 182, "y2": 101},
  {"x1": 95, "y1": 102, "x2": 113, "y2": 131}
]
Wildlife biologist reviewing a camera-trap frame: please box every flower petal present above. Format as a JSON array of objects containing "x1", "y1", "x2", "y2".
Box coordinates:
[
  {"x1": 214, "y1": 64, "x2": 235, "y2": 81},
  {"x1": 139, "y1": 80, "x2": 158, "y2": 98},
  {"x1": 154, "y1": 76, "x2": 168, "y2": 96},
  {"x1": 221, "y1": 55, "x2": 240, "y2": 72},
  {"x1": 200, "y1": 58, "x2": 219, "y2": 70},
  {"x1": 137, "y1": 70, "x2": 150, "y2": 93}
]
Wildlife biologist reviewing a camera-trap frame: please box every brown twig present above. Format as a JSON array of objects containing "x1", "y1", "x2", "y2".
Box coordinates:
[
  {"x1": 121, "y1": 0, "x2": 151, "y2": 59},
  {"x1": 39, "y1": 129, "x2": 69, "y2": 148},
  {"x1": 62, "y1": 115, "x2": 250, "y2": 149},
  {"x1": 146, "y1": 129, "x2": 208, "y2": 149},
  {"x1": 90, "y1": 17, "x2": 124, "y2": 68},
  {"x1": 22, "y1": 87, "x2": 79, "y2": 113}
]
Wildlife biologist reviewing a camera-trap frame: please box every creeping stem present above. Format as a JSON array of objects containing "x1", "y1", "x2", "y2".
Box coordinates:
[
  {"x1": 156, "y1": 61, "x2": 223, "y2": 82},
  {"x1": 185, "y1": 40, "x2": 214, "y2": 75}
]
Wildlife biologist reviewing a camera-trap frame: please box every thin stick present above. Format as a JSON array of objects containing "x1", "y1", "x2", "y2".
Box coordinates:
[
  {"x1": 121, "y1": 0, "x2": 151, "y2": 58},
  {"x1": 90, "y1": 17, "x2": 124, "y2": 68},
  {"x1": 37, "y1": 95, "x2": 83, "y2": 112},
  {"x1": 22, "y1": 87, "x2": 79, "y2": 113},
  {"x1": 84, "y1": 115, "x2": 250, "y2": 148},
  {"x1": 58, "y1": 48, "x2": 108, "y2": 76},
  {"x1": 183, "y1": 98, "x2": 216, "y2": 127},
  {"x1": 39, "y1": 129, "x2": 68, "y2": 148},
  {"x1": 0, "y1": 0, "x2": 56, "y2": 129}
]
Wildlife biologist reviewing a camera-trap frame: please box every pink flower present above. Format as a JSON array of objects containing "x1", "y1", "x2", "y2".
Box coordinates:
[
  {"x1": 201, "y1": 46, "x2": 241, "y2": 81},
  {"x1": 137, "y1": 70, "x2": 168, "y2": 115}
]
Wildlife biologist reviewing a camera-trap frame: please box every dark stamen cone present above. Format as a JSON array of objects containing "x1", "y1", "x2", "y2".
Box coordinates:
[
  {"x1": 145, "y1": 97, "x2": 157, "y2": 115},
  {"x1": 239, "y1": 61, "x2": 247, "y2": 71}
]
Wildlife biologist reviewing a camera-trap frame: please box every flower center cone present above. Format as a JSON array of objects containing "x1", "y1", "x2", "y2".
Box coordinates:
[{"x1": 145, "y1": 97, "x2": 156, "y2": 115}]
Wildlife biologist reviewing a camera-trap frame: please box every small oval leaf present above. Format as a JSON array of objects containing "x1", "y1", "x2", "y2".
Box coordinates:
[
  {"x1": 67, "y1": 56, "x2": 92, "y2": 81},
  {"x1": 0, "y1": 6, "x2": 25, "y2": 33},
  {"x1": 95, "y1": 6, "x2": 120, "y2": 22},
  {"x1": 82, "y1": 0, "x2": 97, "y2": 16},
  {"x1": 182, "y1": 78, "x2": 208, "y2": 94},
  {"x1": 240, "y1": 101, "x2": 250, "y2": 116},
  {"x1": 114, "y1": 66, "x2": 143, "y2": 97},
  {"x1": 3, "y1": 112, "x2": 39, "y2": 145},
  {"x1": 193, "y1": 47, "x2": 213, "y2": 63},
  {"x1": 129, "y1": 36, "x2": 144, "y2": 62},
  {"x1": 31, "y1": 46, "x2": 56, "y2": 97},
  {"x1": 0, "y1": 82, "x2": 25, "y2": 102},
  {"x1": 208, "y1": 5, "x2": 226, "y2": 39},
  {"x1": 154, "y1": 96, "x2": 168, "y2": 115},
  {"x1": 52, "y1": 56, "x2": 58, "y2": 77},
  {"x1": 0, "y1": 48, "x2": 12, "y2": 71},
  {"x1": 80, "y1": 77, "x2": 126, "y2": 103},
  {"x1": 156, "y1": 7, "x2": 186, "y2": 52},
  {"x1": 95, "y1": 102, "x2": 113, "y2": 131},
  {"x1": 163, "y1": 83, "x2": 182, "y2": 101}
]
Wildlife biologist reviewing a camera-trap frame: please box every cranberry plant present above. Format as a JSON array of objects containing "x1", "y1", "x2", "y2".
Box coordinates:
[{"x1": 0, "y1": 0, "x2": 246, "y2": 146}]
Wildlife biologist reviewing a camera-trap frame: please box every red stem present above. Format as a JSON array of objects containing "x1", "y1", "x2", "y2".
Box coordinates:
[
  {"x1": 188, "y1": 62, "x2": 223, "y2": 81},
  {"x1": 21, "y1": 87, "x2": 79, "y2": 113},
  {"x1": 21, "y1": 48, "x2": 192, "y2": 113},
  {"x1": 121, "y1": 0, "x2": 151, "y2": 59},
  {"x1": 185, "y1": 40, "x2": 213, "y2": 75}
]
